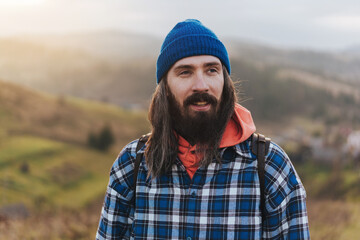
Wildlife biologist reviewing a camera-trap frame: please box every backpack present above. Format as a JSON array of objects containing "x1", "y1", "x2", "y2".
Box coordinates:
[{"x1": 132, "y1": 133, "x2": 271, "y2": 219}]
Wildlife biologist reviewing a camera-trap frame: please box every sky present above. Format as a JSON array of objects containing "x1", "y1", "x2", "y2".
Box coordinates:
[{"x1": 1, "y1": 0, "x2": 360, "y2": 50}]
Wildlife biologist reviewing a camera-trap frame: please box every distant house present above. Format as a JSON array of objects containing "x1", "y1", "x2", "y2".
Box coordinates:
[
  {"x1": 309, "y1": 137, "x2": 338, "y2": 162},
  {"x1": 345, "y1": 130, "x2": 360, "y2": 157}
]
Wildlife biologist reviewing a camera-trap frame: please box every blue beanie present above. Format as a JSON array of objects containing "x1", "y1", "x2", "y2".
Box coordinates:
[{"x1": 156, "y1": 19, "x2": 230, "y2": 83}]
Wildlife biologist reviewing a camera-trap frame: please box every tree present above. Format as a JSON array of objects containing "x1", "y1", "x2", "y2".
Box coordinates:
[{"x1": 87, "y1": 124, "x2": 115, "y2": 151}]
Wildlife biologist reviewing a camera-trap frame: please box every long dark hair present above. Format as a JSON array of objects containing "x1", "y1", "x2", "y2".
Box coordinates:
[{"x1": 145, "y1": 66, "x2": 237, "y2": 178}]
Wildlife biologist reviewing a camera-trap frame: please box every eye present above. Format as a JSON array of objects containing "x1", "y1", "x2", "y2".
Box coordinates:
[
  {"x1": 179, "y1": 70, "x2": 191, "y2": 76},
  {"x1": 208, "y1": 68, "x2": 218, "y2": 73}
]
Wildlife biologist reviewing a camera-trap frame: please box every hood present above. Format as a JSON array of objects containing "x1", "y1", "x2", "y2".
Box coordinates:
[{"x1": 219, "y1": 103, "x2": 256, "y2": 148}]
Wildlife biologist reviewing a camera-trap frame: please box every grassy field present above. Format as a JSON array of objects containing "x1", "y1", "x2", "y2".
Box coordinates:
[
  {"x1": 295, "y1": 160, "x2": 360, "y2": 239},
  {"x1": 0, "y1": 134, "x2": 116, "y2": 239},
  {"x1": 307, "y1": 198, "x2": 360, "y2": 240},
  {"x1": 0, "y1": 135, "x2": 114, "y2": 209}
]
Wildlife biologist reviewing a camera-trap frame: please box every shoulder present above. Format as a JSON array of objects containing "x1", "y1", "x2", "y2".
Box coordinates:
[
  {"x1": 266, "y1": 141, "x2": 294, "y2": 177},
  {"x1": 265, "y1": 141, "x2": 300, "y2": 187},
  {"x1": 112, "y1": 139, "x2": 139, "y2": 172},
  {"x1": 108, "y1": 139, "x2": 141, "y2": 193},
  {"x1": 264, "y1": 140, "x2": 307, "y2": 209},
  {"x1": 239, "y1": 136, "x2": 306, "y2": 209}
]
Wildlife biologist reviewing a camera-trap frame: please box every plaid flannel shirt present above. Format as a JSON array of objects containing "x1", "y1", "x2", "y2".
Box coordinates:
[{"x1": 96, "y1": 137, "x2": 310, "y2": 240}]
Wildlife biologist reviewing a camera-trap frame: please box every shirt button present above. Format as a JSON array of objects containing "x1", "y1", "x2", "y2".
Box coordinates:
[
  {"x1": 191, "y1": 191, "x2": 196, "y2": 197},
  {"x1": 187, "y1": 237, "x2": 192, "y2": 240}
]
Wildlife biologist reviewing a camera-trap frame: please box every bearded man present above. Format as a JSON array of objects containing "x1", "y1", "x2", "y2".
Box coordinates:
[{"x1": 96, "y1": 19, "x2": 310, "y2": 240}]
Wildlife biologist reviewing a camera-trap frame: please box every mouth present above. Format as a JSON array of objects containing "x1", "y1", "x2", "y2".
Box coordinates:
[
  {"x1": 190, "y1": 101, "x2": 211, "y2": 111},
  {"x1": 193, "y1": 101, "x2": 208, "y2": 106},
  {"x1": 183, "y1": 92, "x2": 218, "y2": 112}
]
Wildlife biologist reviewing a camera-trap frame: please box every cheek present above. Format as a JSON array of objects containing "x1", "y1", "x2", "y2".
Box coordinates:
[
  {"x1": 169, "y1": 88, "x2": 187, "y2": 107},
  {"x1": 170, "y1": 86, "x2": 191, "y2": 106},
  {"x1": 213, "y1": 80, "x2": 224, "y2": 100}
]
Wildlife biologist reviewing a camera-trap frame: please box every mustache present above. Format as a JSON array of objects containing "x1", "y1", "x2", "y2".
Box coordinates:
[{"x1": 183, "y1": 92, "x2": 218, "y2": 107}]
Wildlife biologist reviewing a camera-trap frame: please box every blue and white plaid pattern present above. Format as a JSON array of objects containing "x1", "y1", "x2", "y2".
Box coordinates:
[{"x1": 96, "y1": 137, "x2": 310, "y2": 240}]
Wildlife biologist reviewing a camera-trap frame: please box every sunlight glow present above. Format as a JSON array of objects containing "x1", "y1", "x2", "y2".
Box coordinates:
[{"x1": 0, "y1": 0, "x2": 46, "y2": 6}]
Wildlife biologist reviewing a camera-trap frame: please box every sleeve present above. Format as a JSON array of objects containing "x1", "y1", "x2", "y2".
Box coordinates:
[
  {"x1": 262, "y1": 142, "x2": 310, "y2": 240},
  {"x1": 96, "y1": 141, "x2": 138, "y2": 240}
]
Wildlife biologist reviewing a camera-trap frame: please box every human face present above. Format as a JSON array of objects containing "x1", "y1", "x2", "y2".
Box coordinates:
[{"x1": 166, "y1": 55, "x2": 224, "y2": 115}]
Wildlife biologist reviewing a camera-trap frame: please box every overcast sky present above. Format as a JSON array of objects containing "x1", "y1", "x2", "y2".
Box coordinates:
[{"x1": 1, "y1": 0, "x2": 360, "y2": 50}]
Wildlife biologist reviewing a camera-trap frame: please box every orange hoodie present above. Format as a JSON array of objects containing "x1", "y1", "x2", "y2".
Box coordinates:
[{"x1": 178, "y1": 103, "x2": 256, "y2": 179}]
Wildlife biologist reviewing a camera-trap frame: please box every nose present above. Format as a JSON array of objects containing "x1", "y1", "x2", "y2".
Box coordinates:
[{"x1": 192, "y1": 72, "x2": 209, "y2": 92}]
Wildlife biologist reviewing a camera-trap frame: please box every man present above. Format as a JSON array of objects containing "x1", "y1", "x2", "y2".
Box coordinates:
[{"x1": 96, "y1": 19, "x2": 310, "y2": 240}]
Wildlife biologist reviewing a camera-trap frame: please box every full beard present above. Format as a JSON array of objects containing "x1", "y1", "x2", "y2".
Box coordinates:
[{"x1": 168, "y1": 90, "x2": 227, "y2": 148}]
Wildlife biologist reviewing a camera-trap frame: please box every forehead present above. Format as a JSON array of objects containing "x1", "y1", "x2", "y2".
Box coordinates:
[{"x1": 171, "y1": 55, "x2": 222, "y2": 69}]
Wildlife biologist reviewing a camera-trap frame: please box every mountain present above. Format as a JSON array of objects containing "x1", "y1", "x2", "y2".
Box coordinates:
[
  {"x1": 1, "y1": 32, "x2": 360, "y2": 109},
  {"x1": 22, "y1": 30, "x2": 160, "y2": 60},
  {"x1": 0, "y1": 31, "x2": 359, "y2": 129},
  {"x1": 0, "y1": 36, "x2": 156, "y2": 108},
  {"x1": 342, "y1": 45, "x2": 360, "y2": 58},
  {"x1": 225, "y1": 39, "x2": 360, "y2": 84}
]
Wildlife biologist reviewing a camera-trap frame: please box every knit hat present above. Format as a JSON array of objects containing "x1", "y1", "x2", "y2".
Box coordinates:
[{"x1": 156, "y1": 19, "x2": 230, "y2": 83}]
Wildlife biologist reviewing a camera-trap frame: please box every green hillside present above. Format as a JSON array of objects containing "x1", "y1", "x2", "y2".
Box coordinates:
[
  {"x1": 0, "y1": 81, "x2": 150, "y2": 239},
  {"x1": 0, "y1": 135, "x2": 114, "y2": 209}
]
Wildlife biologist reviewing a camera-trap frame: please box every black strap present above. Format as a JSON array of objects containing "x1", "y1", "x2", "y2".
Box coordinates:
[
  {"x1": 251, "y1": 133, "x2": 271, "y2": 221},
  {"x1": 131, "y1": 134, "x2": 150, "y2": 204}
]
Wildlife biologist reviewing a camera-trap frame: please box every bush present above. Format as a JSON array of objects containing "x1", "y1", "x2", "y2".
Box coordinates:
[
  {"x1": 87, "y1": 125, "x2": 115, "y2": 151},
  {"x1": 19, "y1": 162, "x2": 30, "y2": 174}
]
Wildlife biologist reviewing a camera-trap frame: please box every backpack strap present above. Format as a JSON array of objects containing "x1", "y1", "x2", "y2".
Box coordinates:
[
  {"x1": 251, "y1": 133, "x2": 271, "y2": 221},
  {"x1": 131, "y1": 133, "x2": 150, "y2": 204}
]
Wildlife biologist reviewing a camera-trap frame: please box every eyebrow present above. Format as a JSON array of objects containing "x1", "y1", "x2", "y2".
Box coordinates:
[
  {"x1": 173, "y1": 62, "x2": 221, "y2": 71},
  {"x1": 204, "y1": 62, "x2": 222, "y2": 68},
  {"x1": 173, "y1": 64, "x2": 194, "y2": 72}
]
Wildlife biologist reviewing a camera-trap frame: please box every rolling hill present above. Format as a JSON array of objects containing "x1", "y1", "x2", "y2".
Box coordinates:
[
  {"x1": 0, "y1": 80, "x2": 149, "y2": 147},
  {"x1": 0, "y1": 80, "x2": 151, "y2": 238}
]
